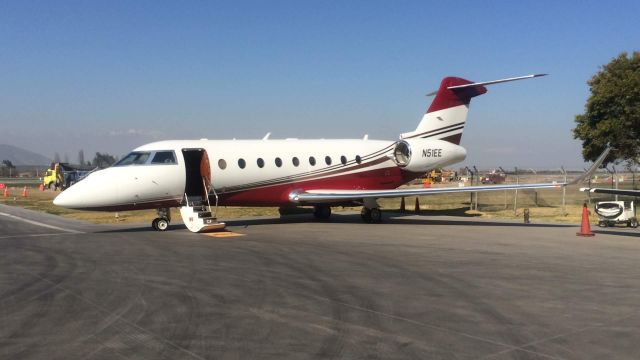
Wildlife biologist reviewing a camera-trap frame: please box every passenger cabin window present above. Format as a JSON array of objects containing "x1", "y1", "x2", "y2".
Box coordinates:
[
  {"x1": 115, "y1": 152, "x2": 151, "y2": 166},
  {"x1": 292, "y1": 157, "x2": 300, "y2": 167},
  {"x1": 257, "y1": 158, "x2": 265, "y2": 168},
  {"x1": 355, "y1": 155, "x2": 362, "y2": 164},
  {"x1": 218, "y1": 159, "x2": 227, "y2": 170},
  {"x1": 238, "y1": 159, "x2": 246, "y2": 169},
  {"x1": 309, "y1": 156, "x2": 316, "y2": 166},
  {"x1": 325, "y1": 156, "x2": 332, "y2": 165},
  {"x1": 275, "y1": 157, "x2": 283, "y2": 167},
  {"x1": 151, "y1": 151, "x2": 177, "y2": 164},
  {"x1": 340, "y1": 155, "x2": 347, "y2": 165}
]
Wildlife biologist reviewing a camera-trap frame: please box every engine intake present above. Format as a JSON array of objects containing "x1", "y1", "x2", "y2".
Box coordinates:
[{"x1": 392, "y1": 139, "x2": 466, "y2": 173}]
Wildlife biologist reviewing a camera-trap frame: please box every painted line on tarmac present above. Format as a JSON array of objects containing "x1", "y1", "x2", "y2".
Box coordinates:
[
  {"x1": 0, "y1": 233, "x2": 76, "y2": 240},
  {"x1": 204, "y1": 231, "x2": 246, "y2": 238},
  {"x1": 0, "y1": 212, "x2": 84, "y2": 234}
]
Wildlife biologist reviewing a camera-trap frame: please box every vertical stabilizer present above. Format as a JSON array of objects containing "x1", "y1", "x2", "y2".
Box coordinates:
[
  {"x1": 401, "y1": 74, "x2": 546, "y2": 144},
  {"x1": 401, "y1": 77, "x2": 486, "y2": 144}
]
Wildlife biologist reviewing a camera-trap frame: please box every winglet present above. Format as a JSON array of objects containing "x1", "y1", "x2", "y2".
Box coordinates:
[{"x1": 567, "y1": 146, "x2": 611, "y2": 185}]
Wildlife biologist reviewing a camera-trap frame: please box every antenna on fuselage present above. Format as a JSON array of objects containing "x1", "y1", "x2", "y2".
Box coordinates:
[{"x1": 262, "y1": 132, "x2": 271, "y2": 140}]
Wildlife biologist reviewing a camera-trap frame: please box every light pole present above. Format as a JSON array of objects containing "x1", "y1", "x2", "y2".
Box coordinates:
[
  {"x1": 473, "y1": 166, "x2": 479, "y2": 211},
  {"x1": 514, "y1": 167, "x2": 519, "y2": 216},
  {"x1": 560, "y1": 166, "x2": 567, "y2": 215},
  {"x1": 499, "y1": 167, "x2": 508, "y2": 210},
  {"x1": 465, "y1": 166, "x2": 474, "y2": 211},
  {"x1": 528, "y1": 168, "x2": 538, "y2": 206}
]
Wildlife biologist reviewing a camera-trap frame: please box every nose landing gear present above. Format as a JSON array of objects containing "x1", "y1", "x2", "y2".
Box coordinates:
[{"x1": 152, "y1": 208, "x2": 171, "y2": 231}]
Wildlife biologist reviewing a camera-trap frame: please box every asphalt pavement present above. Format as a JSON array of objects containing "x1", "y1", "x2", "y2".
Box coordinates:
[{"x1": 1, "y1": 204, "x2": 640, "y2": 359}]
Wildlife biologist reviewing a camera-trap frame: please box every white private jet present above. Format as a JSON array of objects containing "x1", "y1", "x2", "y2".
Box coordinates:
[{"x1": 53, "y1": 74, "x2": 608, "y2": 232}]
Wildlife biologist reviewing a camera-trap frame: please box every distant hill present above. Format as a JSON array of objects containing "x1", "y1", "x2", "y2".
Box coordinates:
[{"x1": 0, "y1": 144, "x2": 51, "y2": 166}]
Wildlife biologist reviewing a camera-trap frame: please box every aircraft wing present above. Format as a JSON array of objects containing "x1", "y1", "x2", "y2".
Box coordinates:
[
  {"x1": 290, "y1": 146, "x2": 611, "y2": 204},
  {"x1": 580, "y1": 188, "x2": 640, "y2": 197},
  {"x1": 290, "y1": 182, "x2": 564, "y2": 203}
]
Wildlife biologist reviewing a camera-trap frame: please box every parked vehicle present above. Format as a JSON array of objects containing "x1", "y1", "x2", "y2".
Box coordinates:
[
  {"x1": 43, "y1": 163, "x2": 91, "y2": 190},
  {"x1": 595, "y1": 201, "x2": 638, "y2": 228}
]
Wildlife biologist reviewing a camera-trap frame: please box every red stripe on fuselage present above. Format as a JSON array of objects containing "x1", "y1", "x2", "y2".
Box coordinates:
[{"x1": 218, "y1": 166, "x2": 420, "y2": 206}]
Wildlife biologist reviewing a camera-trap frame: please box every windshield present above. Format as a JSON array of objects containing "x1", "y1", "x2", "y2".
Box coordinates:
[{"x1": 114, "y1": 152, "x2": 151, "y2": 166}]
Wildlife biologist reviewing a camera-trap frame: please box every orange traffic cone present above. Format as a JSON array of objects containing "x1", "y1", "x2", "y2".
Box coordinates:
[
  {"x1": 400, "y1": 197, "x2": 406, "y2": 213},
  {"x1": 576, "y1": 202, "x2": 594, "y2": 237},
  {"x1": 414, "y1": 197, "x2": 421, "y2": 214},
  {"x1": 21, "y1": 186, "x2": 28, "y2": 198}
]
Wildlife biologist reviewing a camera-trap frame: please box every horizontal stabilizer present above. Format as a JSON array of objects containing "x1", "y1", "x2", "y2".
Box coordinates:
[{"x1": 426, "y1": 74, "x2": 547, "y2": 96}]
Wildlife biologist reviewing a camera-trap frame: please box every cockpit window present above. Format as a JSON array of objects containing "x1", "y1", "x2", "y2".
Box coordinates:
[
  {"x1": 114, "y1": 152, "x2": 151, "y2": 166},
  {"x1": 151, "y1": 151, "x2": 177, "y2": 164}
]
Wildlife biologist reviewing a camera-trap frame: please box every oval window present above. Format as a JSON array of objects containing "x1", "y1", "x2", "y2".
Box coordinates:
[
  {"x1": 325, "y1": 156, "x2": 332, "y2": 165},
  {"x1": 275, "y1": 157, "x2": 283, "y2": 167},
  {"x1": 309, "y1": 156, "x2": 316, "y2": 166},
  {"x1": 355, "y1": 155, "x2": 362, "y2": 164},
  {"x1": 218, "y1": 159, "x2": 227, "y2": 170},
  {"x1": 238, "y1": 158, "x2": 246, "y2": 169},
  {"x1": 292, "y1": 157, "x2": 300, "y2": 167},
  {"x1": 257, "y1": 158, "x2": 264, "y2": 168},
  {"x1": 340, "y1": 155, "x2": 347, "y2": 165}
]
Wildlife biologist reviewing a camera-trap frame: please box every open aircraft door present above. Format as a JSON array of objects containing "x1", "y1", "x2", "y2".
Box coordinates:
[{"x1": 182, "y1": 148, "x2": 212, "y2": 202}]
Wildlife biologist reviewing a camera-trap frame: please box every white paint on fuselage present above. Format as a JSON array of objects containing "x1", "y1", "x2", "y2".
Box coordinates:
[
  {"x1": 54, "y1": 138, "x2": 466, "y2": 210},
  {"x1": 135, "y1": 139, "x2": 396, "y2": 190}
]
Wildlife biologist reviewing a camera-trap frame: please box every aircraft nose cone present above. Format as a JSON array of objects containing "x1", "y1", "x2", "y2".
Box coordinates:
[
  {"x1": 52, "y1": 169, "x2": 120, "y2": 210},
  {"x1": 53, "y1": 184, "x2": 84, "y2": 208}
]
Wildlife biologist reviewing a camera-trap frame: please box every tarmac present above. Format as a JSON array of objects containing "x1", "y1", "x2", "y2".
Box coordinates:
[{"x1": 1, "y1": 203, "x2": 640, "y2": 360}]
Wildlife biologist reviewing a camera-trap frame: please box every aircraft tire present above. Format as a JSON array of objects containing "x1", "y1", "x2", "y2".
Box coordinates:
[
  {"x1": 313, "y1": 205, "x2": 331, "y2": 220},
  {"x1": 152, "y1": 218, "x2": 159, "y2": 230},
  {"x1": 370, "y1": 208, "x2": 382, "y2": 223},
  {"x1": 360, "y1": 208, "x2": 372, "y2": 223},
  {"x1": 156, "y1": 218, "x2": 169, "y2": 231}
]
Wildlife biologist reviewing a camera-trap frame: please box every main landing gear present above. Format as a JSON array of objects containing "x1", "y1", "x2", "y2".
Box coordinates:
[
  {"x1": 313, "y1": 205, "x2": 332, "y2": 220},
  {"x1": 312, "y1": 201, "x2": 383, "y2": 224},
  {"x1": 152, "y1": 207, "x2": 171, "y2": 231},
  {"x1": 361, "y1": 198, "x2": 382, "y2": 223},
  {"x1": 360, "y1": 207, "x2": 382, "y2": 223}
]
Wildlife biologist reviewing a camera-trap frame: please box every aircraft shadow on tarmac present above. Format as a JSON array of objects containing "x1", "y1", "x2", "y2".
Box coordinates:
[
  {"x1": 96, "y1": 208, "x2": 573, "y2": 233},
  {"x1": 593, "y1": 228, "x2": 640, "y2": 237}
]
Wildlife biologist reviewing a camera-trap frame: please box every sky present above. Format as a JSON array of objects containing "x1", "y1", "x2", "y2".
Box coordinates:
[{"x1": 0, "y1": 0, "x2": 638, "y2": 169}]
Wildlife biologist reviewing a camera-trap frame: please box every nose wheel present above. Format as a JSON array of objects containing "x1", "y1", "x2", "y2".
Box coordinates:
[{"x1": 152, "y1": 208, "x2": 171, "y2": 231}]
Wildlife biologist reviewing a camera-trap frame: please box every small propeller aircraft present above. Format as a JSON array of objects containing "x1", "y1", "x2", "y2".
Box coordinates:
[{"x1": 53, "y1": 74, "x2": 608, "y2": 232}]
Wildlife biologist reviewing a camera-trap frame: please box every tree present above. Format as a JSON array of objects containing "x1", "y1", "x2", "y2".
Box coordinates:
[
  {"x1": 1, "y1": 160, "x2": 15, "y2": 177},
  {"x1": 78, "y1": 149, "x2": 84, "y2": 166},
  {"x1": 91, "y1": 152, "x2": 117, "y2": 168},
  {"x1": 573, "y1": 51, "x2": 640, "y2": 165}
]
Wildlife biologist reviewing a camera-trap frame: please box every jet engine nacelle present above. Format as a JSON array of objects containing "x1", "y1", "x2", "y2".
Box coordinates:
[{"x1": 392, "y1": 139, "x2": 467, "y2": 173}]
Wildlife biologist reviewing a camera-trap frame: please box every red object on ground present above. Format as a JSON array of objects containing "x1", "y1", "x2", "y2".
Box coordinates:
[
  {"x1": 21, "y1": 186, "x2": 28, "y2": 198},
  {"x1": 414, "y1": 197, "x2": 420, "y2": 214},
  {"x1": 577, "y1": 203, "x2": 595, "y2": 237},
  {"x1": 0, "y1": 183, "x2": 5, "y2": 190},
  {"x1": 423, "y1": 181, "x2": 432, "y2": 188}
]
